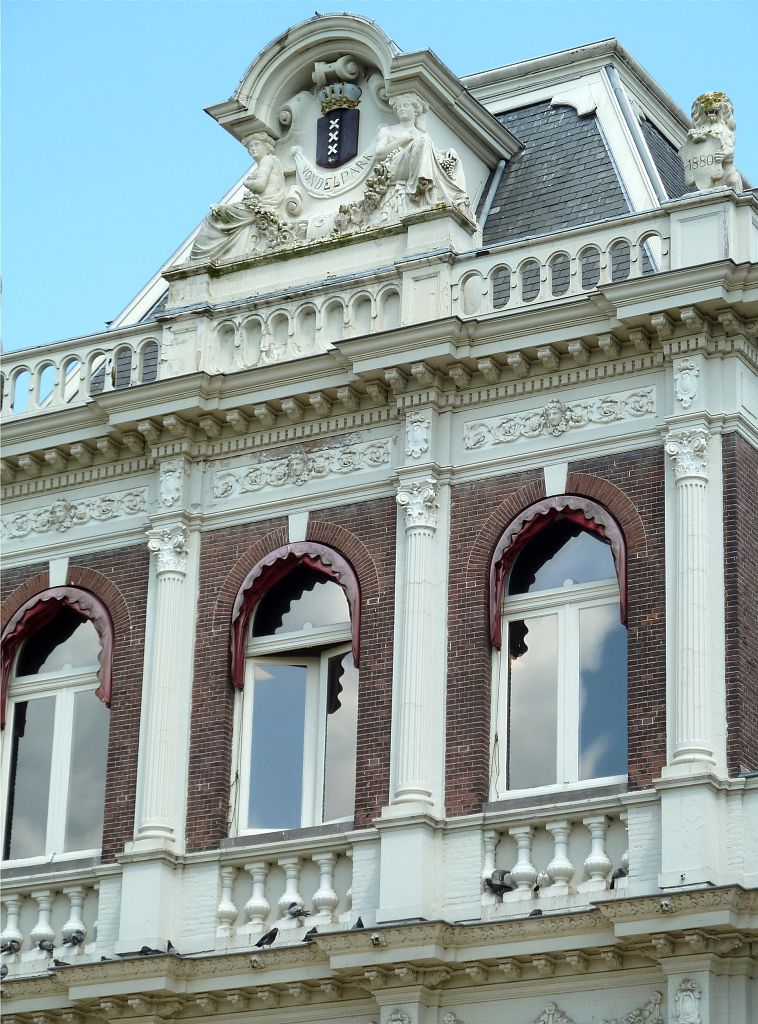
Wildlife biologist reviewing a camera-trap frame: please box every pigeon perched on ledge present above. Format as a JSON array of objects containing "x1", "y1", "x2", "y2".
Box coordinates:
[
  {"x1": 484, "y1": 869, "x2": 514, "y2": 896},
  {"x1": 610, "y1": 867, "x2": 628, "y2": 889},
  {"x1": 255, "y1": 927, "x2": 278, "y2": 949},
  {"x1": 38, "y1": 940, "x2": 55, "y2": 955},
  {"x1": 1, "y1": 940, "x2": 21, "y2": 955},
  {"x1": 286, "y1": 902, "x2": 311, "y2": 919},
  {"x1": 62, "y1": 930, "x2": 85, "y2": 947}
]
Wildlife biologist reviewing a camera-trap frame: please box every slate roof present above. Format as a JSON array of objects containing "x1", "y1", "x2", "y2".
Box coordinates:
[
  {"x1": 483, "y1": 102, "x2": 630, "y2": 246},
  {"x1": 641, "y1": 117, "x2": 694, "y2": 200}
]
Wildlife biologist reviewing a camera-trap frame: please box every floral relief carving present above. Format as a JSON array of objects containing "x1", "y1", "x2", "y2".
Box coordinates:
[
  {"x1": 600, "y1": 991, "x2": 664, "y2": 1024},
  {"x1": 147, "y1": 525, "x2": 189, "y2": 575},
  {"x1": 159, "y1": 459, "x2": 188, "y2": 508},
  {"x1": 396, "y1": 478, "x2": 439, "y2": 530},
  {"x1": 405, "y1": 411, "x2": 430, "y2": 458},
  {"x1": 665, "y1": 427, "x2": 710, "y2": 480},
  {"x1": 673, "y1": 980, "x2": 702, "y2": 1024},
  {"x1": 2, "y1": 490, "x2": 147, "y2": 540},
  {"x1": 532, "y1": 1005, "x2": 576, "y2": 1024},
  {"x1": 673, "y1": 358, "x2": 700, "y2": 408},
  {"x1": 463, "y1": 388, "x2": 655, "y2": 450},
  {"x1": 212, "y1": 438, "x2": 390, "y2": 500}
]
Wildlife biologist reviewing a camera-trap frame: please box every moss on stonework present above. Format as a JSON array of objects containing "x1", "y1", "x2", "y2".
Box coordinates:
[{"x1": 697, "y1": 91, "x2": 728, "y2": 111}]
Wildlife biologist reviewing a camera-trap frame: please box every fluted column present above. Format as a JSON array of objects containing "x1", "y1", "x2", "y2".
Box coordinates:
[
  {"x1": 393, "y1": 478, "x2": 439, "y2": 805},
  {"x1": 665, "y1": 427, "x2": 715, "y2": 765},
  {"x1": 135, "y1": 523, "x2": 190, "y2": 842}
]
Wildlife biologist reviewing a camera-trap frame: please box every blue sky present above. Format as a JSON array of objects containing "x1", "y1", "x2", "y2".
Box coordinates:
[{"x1": 3, "y1": 0, "x2": 756, "y2": 352}]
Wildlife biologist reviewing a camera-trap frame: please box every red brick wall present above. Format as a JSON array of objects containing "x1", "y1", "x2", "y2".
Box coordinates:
[
  {"x1": 187, "y1": 520, "x2": 288, "y2": 852},
  {"x1": 567, "y1": 448, "x2": 666, "y2": 789},
  {"x1": 308, "y1": 497, "x2": 396, "y2": 828},
  {"x1": 1, "y1": 546, "x2": 150, "y2": 863},
  {"x1": 723, "y1": 433, "x2": 758, "y2": 775},
  {"x1": 446, "y1": 446, "x2": 666, "y2": 816},
  {"x1": 446, "y1": 471, "x2": 545, "y2": 817},
  {"x1": 186, "y1": 497, "x2": 396, "y2": 852}
]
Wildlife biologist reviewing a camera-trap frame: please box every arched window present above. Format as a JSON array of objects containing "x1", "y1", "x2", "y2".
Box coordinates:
[
  {"x1": 1, "y1": 593, "x2": 112, "y2": 863},
  {"x1": 490, "y1": 502, "x2": 628, "y2": 798},
  {"x1": 230, "y1": 545, "x2": 360, "y2": 834}
]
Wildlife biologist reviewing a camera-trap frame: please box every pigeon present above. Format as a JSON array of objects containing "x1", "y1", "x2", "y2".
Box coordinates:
[
  {"x1": 351, "y1": 916, "x2": 364, "y2": 930},
  {"x1": 166, "y1": 940, "x2": 179, "y2": 955},
  {"x1": 610, "y1": 867, "x2": 628, "y2": 890},
  {"x1": 1, "y1": 963, "x2": 8, "y2": 980},
  {"x1": 255, "y1": 927, "x2": 278, "y2": 949},
  {"x1": 1, "y1": 940, "x2": 20, "y2": 955},
  {"x1": 484, "y1": 869, "x2": 514, "y2": 896},
  {"x1": 62, "y1": 930, "x2": 85, "y2": 947},
  {"x1": 533, "y1": 871, "x2": 551, "y2": 891},
  {"x1": 286, "y1": 902, "x2": 311, "y2": 919},
  {"x1": 38, "y1": 940, "x2": 55, "y2": 955},
  {"x1": 528, "y1": 908, "x2": 543, "y2": 918},
  {"x1": 52, "y1": 959, "x2": 71, "y2": 967},
  {"x1": 138, "y1": 946, "x2": 163, "y2": 957},
  {"x1": 303, "y1": 927, "x2": 318, "y2": 943}
]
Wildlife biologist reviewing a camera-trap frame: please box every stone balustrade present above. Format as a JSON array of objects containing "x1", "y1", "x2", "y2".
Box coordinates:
[
  {"x1": 215, "y1": 837, "x2": 354, "y2": 947},
  {"x1": 0, "y1": 876, "x2": 103, "y2": 975},
  {"x1": 480, "y1": 799, "x2": 629, "y2": 917}
]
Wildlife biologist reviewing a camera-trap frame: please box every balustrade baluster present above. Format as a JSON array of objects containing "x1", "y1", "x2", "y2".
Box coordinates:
[
  {"x1": 504, "y1": 826, "x2": 537, "y2": 903},
  {"x1": 29, "y1": 890, "x2": 56, "y2": 953},
  {"x1": 216, "y1": 866, "x2": 239, "y2": 940},
  {"x1": 546, "y1": 820, "x2": 575, "y2": 895},
  {"x1": 243, "y1": 861, "x2": 270, "y2": 935},
  {"x1": 1, "y1": 895, "x2": 24, "y2": 957},
  {"x1": 578, "y1": 815, "x2": 613, "y2": 892},
  {"x1": 482, "y1": 829, "x2": 499, "y2": 906},
  {"x1": 277, "y1": 857, "x2": 303, "y2": 927},
  {"x1": 62, "y1": 886, "x2": 87, "y2": 953},
  {"x1": 312, "y1": 852, "x2": 339, "y2": 925}
]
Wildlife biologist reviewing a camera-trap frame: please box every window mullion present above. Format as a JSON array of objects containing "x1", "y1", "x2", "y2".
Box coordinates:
[
  {"x1": 47, "y1": 690, "x2": 73, "y2": 854},
  {"x1": 564, "y1": 604, "x2": 581, "y2": 784},
  {"x1": 301, "y1": 659, "x2": 321, "y2": 827}
]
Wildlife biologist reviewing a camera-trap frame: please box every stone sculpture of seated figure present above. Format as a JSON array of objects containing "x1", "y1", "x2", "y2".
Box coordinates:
[{"x1": 191, "y1": 132, "x2": 287, "y2": 261}]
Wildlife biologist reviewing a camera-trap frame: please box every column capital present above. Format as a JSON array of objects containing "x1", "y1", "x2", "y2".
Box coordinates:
[
  {"x1": 665, "y1": 426, "x2": 710, "y2": 481},
  {"x1": 147, "y1": 524, "x2": 189, "y2": 575},
  {"x1": 396, "y1": 478, "x2": 439, "y2": 530}
]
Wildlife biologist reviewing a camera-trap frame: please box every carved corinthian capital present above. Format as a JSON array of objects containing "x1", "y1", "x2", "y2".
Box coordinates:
[
  {"x1": 147, "y1": 525, "x2": 189, "y2": 575},
  {"x1": 665, "y1": 427, "x2": 710, "y2": 481},
  {"x1": 396, "y1": 478, "x2": 439, "y2": 530}
]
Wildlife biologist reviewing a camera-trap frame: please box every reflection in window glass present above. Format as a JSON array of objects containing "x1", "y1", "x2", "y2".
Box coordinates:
[
  {"x1": 64, "y1": 691, "x2": 110, "y2": 851},
  {"x1": 508, "y1": 520, "x2": 616, "y2": 595},
  {"x1": 4, "y1": 697, "x2": 55, "y2": 859},
  {"x1": 507, "y1": 615, "x2": 558, "y2": 789},
  {"x1": 580, "y1": 248, "x2": 600, "y2": 289},
  {"x1": 253, "y1": 567, "x2": 350, "y2": 637},
  {"x1": 579, "y1": 605, "x2": 628, "y2": 780},
  {"x1": 17, "y1": 610, "x2": 100, "y2": 676},
  {"x1": 248, "y1": 664, "x2": 306, "y2": 829},
  {"x1": 323, "y1": 652, "x2": 359, "y2": 821},
  {"x1": 550, "y1": 254, "x2": 570, "y2": 296}
]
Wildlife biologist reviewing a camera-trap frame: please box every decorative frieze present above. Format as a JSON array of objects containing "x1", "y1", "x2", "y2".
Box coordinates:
[
  {"x1": 405, "y1": 411, "x2": 430, "y2": 458},
  {"x1": 212, "y1": 437, "x2": 391, "y2": 500},
  {"x1": 159, "y1": 458, "x2": 189, "y2": 508},
  {"x1": 2, "y1": 489, "x2": 147, "y2": 539},
  {"x1": 532, "y1": 1006, "x2": 575, "y2": 1024},
  {"x1": 463, "y1": 387, "x2": 655, "y2": 450}
]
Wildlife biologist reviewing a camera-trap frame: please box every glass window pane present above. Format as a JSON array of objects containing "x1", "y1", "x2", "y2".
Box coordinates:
[
  {"x1": 323, "y1": 652, "x2": 358, "y2": 822},
  {"x1": 4, "y1": 697, "x2": 55, "y2": 859},
  {"x1": 248, "y1": 664, "x2": 306, "y2": 829},
  {"x1": 508, "y1": 520, "x2": 617, "y2": 594},
  {"x1": 17, "y1": 610, "x2": 100, "y2": 676},
  {"x1": 64, "y1": 691, "x2": 109, "y2": 851},
  {"x1": 579, "y1": 604, "x2": 628, "y2": 780},
  {"x1": 252, "y1": 566, "x2": 350, "y2": 637},
  {"x1": 507, "y1": 615, "x2": 558, "y2": 789}
]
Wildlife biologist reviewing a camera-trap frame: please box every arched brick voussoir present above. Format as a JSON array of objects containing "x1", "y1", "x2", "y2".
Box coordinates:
[
  {"x1": 464, "y1": 479, "x2": 546, "y2": 585},
  {"x1": 566, "y1": 473, "x2": 648, "y2": 556},
  {"x1": 210, "y1": 527, "x2": 289, "y2": 633},
  {"x1": 307, "y1": 520, "x2": 381, "y2": 600},
  {"x1": 1, "y1": 571, "x2": 50, "y2": 631},
  {"x1": 65, "y1": 565, "x2": 133, "y2": 637}
]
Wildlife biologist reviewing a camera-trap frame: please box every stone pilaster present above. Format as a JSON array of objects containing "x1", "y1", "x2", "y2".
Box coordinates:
[
  {"x1": 393, "y1": 478, "x2": 439, "y2": 806},
  {"x1": 664, "y1": 426, "x2": 714, "y2": 766}
]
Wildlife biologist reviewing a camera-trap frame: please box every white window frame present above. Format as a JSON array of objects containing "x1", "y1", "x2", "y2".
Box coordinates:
[
  {"x1": 491, "y1": 577, "x2": 627, "y2": 801},
  {"x1": 230, "y1": 621, "x2": 353, "y2": 836},
  {"x1": 1, "y1": 665, "x2": 104, "y2": 867}
]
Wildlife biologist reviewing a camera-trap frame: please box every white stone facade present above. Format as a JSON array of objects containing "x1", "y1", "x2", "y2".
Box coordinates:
[{"x1": 2, "y1": 15, "x2": 757, "y2": 1024}]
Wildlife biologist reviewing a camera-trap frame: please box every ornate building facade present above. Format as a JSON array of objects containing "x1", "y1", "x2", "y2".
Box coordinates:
[{"x1": 2, "y1": 14, "x2": 757, "y2": 1024}]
